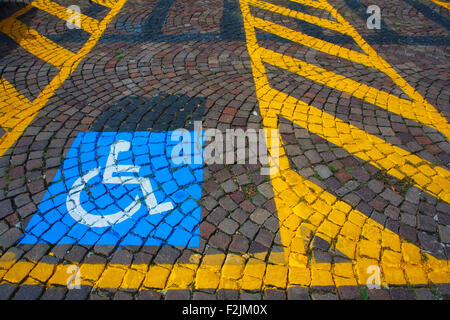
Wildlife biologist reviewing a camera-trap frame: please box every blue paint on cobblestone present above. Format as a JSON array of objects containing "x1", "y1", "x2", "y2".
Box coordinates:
[{"x1": 20, "y1": 131, "x2": 204, "y2": 247}]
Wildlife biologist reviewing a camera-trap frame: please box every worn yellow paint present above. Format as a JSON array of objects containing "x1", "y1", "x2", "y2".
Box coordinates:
[{"x1": 0, "y1": 0, "x2": 127, "y2": 157}]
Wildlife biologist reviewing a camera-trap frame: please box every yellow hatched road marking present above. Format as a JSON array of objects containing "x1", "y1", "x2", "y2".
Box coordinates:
[
  {"x1": 247, "y1": 0, "x2": 348, "y2": 34},
  {"x1": 250, "y1": 15, "x2": 378, "y2": 69},
  {"x1": 0, "y1": 77, "x2": 32, "y2": 118},
  {"x1": 264, "y1": 86, "x2": 450, "y2": 203},
  {"x1": 239, "y1": 0, "x2": 450, "y2": 288},
  {"x1": 0, "y1": 0, "x2": 127, "y2": 157},
  {"x1": 259, "y1": 47, "x2": 450, "y2": 148},
  {"x1": 0, "y1": 18, "x2": 76, "y2": 67},
  {"x1": 31, "y1": 0, "x2": 101, "y2": 35},
  {"x1": 248, "y1": 1, "x2": 450, "y2": 139}
]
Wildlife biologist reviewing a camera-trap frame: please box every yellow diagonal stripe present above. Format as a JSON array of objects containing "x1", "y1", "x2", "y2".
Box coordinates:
[
  {"x1": 31, "y1": 0, "x2": 101, "y2": 35},
  {"x1": 0, "y1": 77, "x2": 33, "y2": 129},
  {"x1": 90, "y1": 0, "x2": 119, "y2": 9},
  {"x1": 317, "y1": 0, "x2": 449, "y2": 135},
  {"x1": 247, "y1": 0, "x2": 347, "y2": 34}
]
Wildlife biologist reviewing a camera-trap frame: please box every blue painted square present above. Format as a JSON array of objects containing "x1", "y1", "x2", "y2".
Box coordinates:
[{"x1": 20, "y1": 131, "x2": 204, "y2": 248}]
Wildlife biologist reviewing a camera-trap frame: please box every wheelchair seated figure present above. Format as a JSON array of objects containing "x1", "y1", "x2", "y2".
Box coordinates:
[{"x1": 67, "y1": 140, "x2": 173, "y2": 228}]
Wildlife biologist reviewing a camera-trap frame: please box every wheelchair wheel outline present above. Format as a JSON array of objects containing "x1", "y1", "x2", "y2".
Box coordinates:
[{"x1": 66, "y1": 168, "x2": 142, "y2": 228}]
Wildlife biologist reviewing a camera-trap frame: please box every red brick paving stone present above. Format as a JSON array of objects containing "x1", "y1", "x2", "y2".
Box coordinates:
[
  {"x1": 337, "y1": 286, "x2": 362, "y2": 300},
  {"x1": 0, "y1": 199, "x2": 14, "y2": 220},
  {"x1": 263, "y1": 289, "x2": 286, "y2": 300},
  {"x1": 0, "y1": 284, "x2": 18, "y2": 300},
  {"x1": 11, "y1": 285, "x2": 44, "y2": 300},
  {"x1": 367, "y1": 289, "x2": 392, "y2": 300},
  {"x1": 335, "y1": 169, "x2": 352, "y2": 183},
  {"x1": 230, "y1": 190, "x2": 245, "y2": 203},
  {"x1": 209, "y1": 230, "x2": 231, "y2": 250},
  {"x1": 200, "y1": 220, "x2": 217, "y2": 239},
  {"x1": 113, "y1": 291, "x2": 134, "y2": 300},
  {"x1": 0, "y1": 228, "x2": 22, "y2": 250},
  {"x1": 389, "y1": 288, "x2": 416, "y2": 300},
  {"x1": 165, "y1": 290, "x2": 191, "y2": 300},
  {"x1": 240, "y1": 199, "x2": 256, "y2": 213},
  {"x1": 369, "y1": 197, "x2": 388, "y2": 211},
  {"x1": 137, "y1": 290, "x2": 162, "y2": 300},
  {"x1": 40, "y1": 287, "x2": 67, "y2": 300},
  {"x1": 287, "y1": 287, "x2": 311, "y2": 300},
  {"x1": 437, "y1": 284, "x2": 450, "y2": 299},
  {"x1": 414, "y1": 289, "x2": 439, "y2": 300},
  {"x1": 310, "y1": 292, "x2": 338, "y2": 300}
]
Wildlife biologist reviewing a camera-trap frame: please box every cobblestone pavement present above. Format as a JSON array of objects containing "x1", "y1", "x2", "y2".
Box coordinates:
[{"x1": 0, "y1": 0, "x2": 449, "y2": 300}]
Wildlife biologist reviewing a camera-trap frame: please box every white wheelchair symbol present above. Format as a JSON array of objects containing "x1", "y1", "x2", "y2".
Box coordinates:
[{"x1": 66, "y1": 140, "x2": 174, "y2": 228}]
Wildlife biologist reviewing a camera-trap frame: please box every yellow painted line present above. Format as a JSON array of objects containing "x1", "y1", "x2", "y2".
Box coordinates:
[
  {"x1": 0, "y1": 239, "x2": 447, "y2": 290},
  {"x1": 31, "y1": 0, "x2": 101, "y2": 35},
  {"x1": 259, "y1": 46, "x2": 450, "y2": 141},
  {"x1": 0, "y1": 18, "x2": 76, "y2": 67},
  {"x1": 0, "y1": 0, "x2": 127, "y2": 158},
  {"x1": 430, "y1": 0, "x2": 450, "y2": 10},
  {"x1": 246, "y1": 0, "x2": 348, "y2": 34}
]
